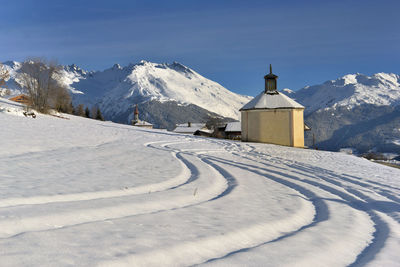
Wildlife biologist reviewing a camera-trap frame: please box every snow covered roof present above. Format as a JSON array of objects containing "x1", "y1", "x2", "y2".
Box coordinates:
[
  {"x1": 225, "y1": 121, "x2": 241, "y2": 132},
  {"x1": 175, "y1": 123, "x2": 205, "y2": 128},
  {"x1": 173, "y1": 123, "x2": 206, "y2": 134},
  {"x1": 240, "y1": 91, "x2": 304, "y2": 111},
  {"x1": 134, "y1": 121, "x2": 152, "y2": 126},
  {"x1": 194, "y1": 128, "x2": 213, "y2": 135}
]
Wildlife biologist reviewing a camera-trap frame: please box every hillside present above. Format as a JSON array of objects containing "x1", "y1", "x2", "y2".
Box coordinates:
[
  {"x1": 288, "y1": 73, "x2": 400, "y2": 153},
  {"x1": 1, "y1": 97, "x2": 399, "y2": 266}
]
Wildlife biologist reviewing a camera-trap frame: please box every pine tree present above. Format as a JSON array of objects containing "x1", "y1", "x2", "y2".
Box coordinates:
[
  {"x1": 95, "y1": 107, "x2": 104, "y2": 121},
  {"x1": 68, "y1": 102, "x2": 75, "y2": 115},
  {"x1": 85, "y1": 107, "x2": 90, "y2": 118}
]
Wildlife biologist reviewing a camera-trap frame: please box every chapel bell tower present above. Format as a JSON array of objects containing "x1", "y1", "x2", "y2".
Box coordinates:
[{"x1": 264, "y1": 64, "x2": 278, "y2": 94}]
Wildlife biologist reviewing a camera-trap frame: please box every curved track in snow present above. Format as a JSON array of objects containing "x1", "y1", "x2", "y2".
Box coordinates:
[{"x1": 0, "y1": 116, "x2": 399, "y2": 267}]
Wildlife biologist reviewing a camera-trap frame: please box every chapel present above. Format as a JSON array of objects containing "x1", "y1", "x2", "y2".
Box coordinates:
[{"x1": 240, "y1": 65, "x2": 305, "y2": 147}]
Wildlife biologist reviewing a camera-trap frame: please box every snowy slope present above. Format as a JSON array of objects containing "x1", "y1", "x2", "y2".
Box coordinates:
[{"x1": 1, "y1": 97, "x2": 400, "y2": 266}]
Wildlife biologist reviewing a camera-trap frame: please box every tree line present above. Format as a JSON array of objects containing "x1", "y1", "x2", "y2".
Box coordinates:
[
  {"x1": 0, "y1": 59, "x2": 104, "y2": 121},
  {"x1": 73, "y1": 104, "x2": 104, "y2": 121}
]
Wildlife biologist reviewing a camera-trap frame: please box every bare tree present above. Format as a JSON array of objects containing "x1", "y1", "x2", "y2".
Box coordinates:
[
  {"x1": 18, "y1": 58, "x2": 69, "y2": 113},
  {"x1": 91, "y1": 106, "x2": 98, "y2": 119},
  {"x1": 68, "y1": 102, "x2": 75, "y2": 114},
  {"x1": 74, "y1": 104, "x2": 86, "y2": 117},
  {"x1": 50, "y1": 84, "x2": 72, "y2": 113}
]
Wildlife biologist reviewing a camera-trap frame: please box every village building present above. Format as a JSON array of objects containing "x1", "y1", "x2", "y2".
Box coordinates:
[
  {"x1": 173, "y1": 122, "x2": 207, "y2": 135},
  {"x1": 174, "y1": 120, "x2": 242, "y2": 139},
  {"x1": 193, "y1": 128, "x2": 214, "y2": 137},
  {"x1": 132, "y1": 104, "x2": 153, "y2": 129},
  {"x1": 9, "y1": 94, "x2": 30, "y2": 105},
  {"x1": 224, "y1": 121, "x2": 241, "y2": 140},
  {"x1": 240, "y1": 65, "x2": 305, "y2": 147},
  {"x1": 212, "y1": 122, "x2": 229, "y2": 139}
]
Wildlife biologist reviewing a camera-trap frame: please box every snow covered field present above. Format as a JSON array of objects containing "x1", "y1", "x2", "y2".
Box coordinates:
[{"x1": 1, "y1": 98, "x2": 400, "y2": 266}]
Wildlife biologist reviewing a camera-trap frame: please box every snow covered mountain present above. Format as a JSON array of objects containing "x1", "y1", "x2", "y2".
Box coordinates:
[
  {"x1": 63, "y1": 61, "x2": 251, "y2": 127},
  {"x1": 288, "y1": 73, "x2": 400, "y2": 153},
  {"x1": 293, "y1": 73, "x2": 400, "y2": 115},
  {"x1": 1, "y1": 60, "x2": 251, "y2": 129}
]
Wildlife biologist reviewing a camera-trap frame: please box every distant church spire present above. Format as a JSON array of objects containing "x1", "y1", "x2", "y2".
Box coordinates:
[
  {"x1": 133, "y1": 104, "x2": 139, "y2": 125},
  {"x1": 264, "y1": 64, "x2": 278, "y2": 94}
]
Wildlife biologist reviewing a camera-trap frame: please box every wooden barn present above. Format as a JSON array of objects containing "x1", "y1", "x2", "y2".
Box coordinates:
[
  {"x1": 9, "y1": 94, "x2": 30, "y2": 105},
  {"x1": 224, "y1": 121, "x2": 241, "y2": 140}
]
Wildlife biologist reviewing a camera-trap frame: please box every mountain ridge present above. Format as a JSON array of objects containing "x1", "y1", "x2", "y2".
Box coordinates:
[
  {"x1": 1, "y1": 60, "x2": 251, "y2": 129},
  {"x1": 288, "y1": 72, "x2": 400, "y2": 153},
  {"x1": 2, "y1": 60, "x2": 400, "y2": 153},
  {"x1": 291, "y1": 72, "x2": 400, "y2": 114}
]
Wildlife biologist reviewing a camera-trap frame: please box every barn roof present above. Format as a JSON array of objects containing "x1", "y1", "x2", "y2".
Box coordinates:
[{"x1": 225, "y1": 121, "x2": 241, "y2": 132}]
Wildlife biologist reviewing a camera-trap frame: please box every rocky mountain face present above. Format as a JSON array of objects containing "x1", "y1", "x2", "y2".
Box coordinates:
[{"x1": 287, "y1": 73, "x2": 400, "y2": 153}]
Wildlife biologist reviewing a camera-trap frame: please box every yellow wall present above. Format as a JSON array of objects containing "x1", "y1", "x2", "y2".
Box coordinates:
[
  {"x1": 291, "y1": 109, "x2": 304, "y2": 147},
  {"x1": 241, "y1": 108, "x2": 304, "y2": 147}
]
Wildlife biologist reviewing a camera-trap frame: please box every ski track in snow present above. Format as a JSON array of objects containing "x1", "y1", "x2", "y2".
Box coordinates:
[
  {"x1": 1, "y1": 114, "x2": 399, "y2": 266},
  {"x1": 0, "y1": 142, "x2": 229, "y2": 238},
  {"x1": 0, "y1": 150, "x2": 190, "y2": 208}
]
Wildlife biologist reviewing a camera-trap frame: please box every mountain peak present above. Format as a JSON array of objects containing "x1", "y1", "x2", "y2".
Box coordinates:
[
  {"x1": 65, "y1": 64, "x2": 87, "y2": 76},
  {"x1": 282, "y1": 88, "x2": 294, "y2": 94},
  {"x1": 139, "y1": 60, "x2": 151, "y2": 65},
  {"x1": 372, "y1": 72, "x2": 400, "y2": 87},
  {"x1": 2, "y1": 61, "x2": 21, "y2": 69},
  {"x1": 341, "y1": 74, "x2": 358, "y2": 85},
  {"x1": 112, "y1": 63, "x2": 122, "y2": 70}
]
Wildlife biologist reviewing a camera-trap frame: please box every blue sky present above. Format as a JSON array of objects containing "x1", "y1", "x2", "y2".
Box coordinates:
[{"x1": 1, "y1": 0, "x2": 399, "y2": 96}]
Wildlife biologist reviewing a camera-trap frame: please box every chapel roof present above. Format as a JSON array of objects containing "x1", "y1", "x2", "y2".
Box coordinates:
[{"x1": 240, "y1": 91, "x2": 304, "y2": 111}]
